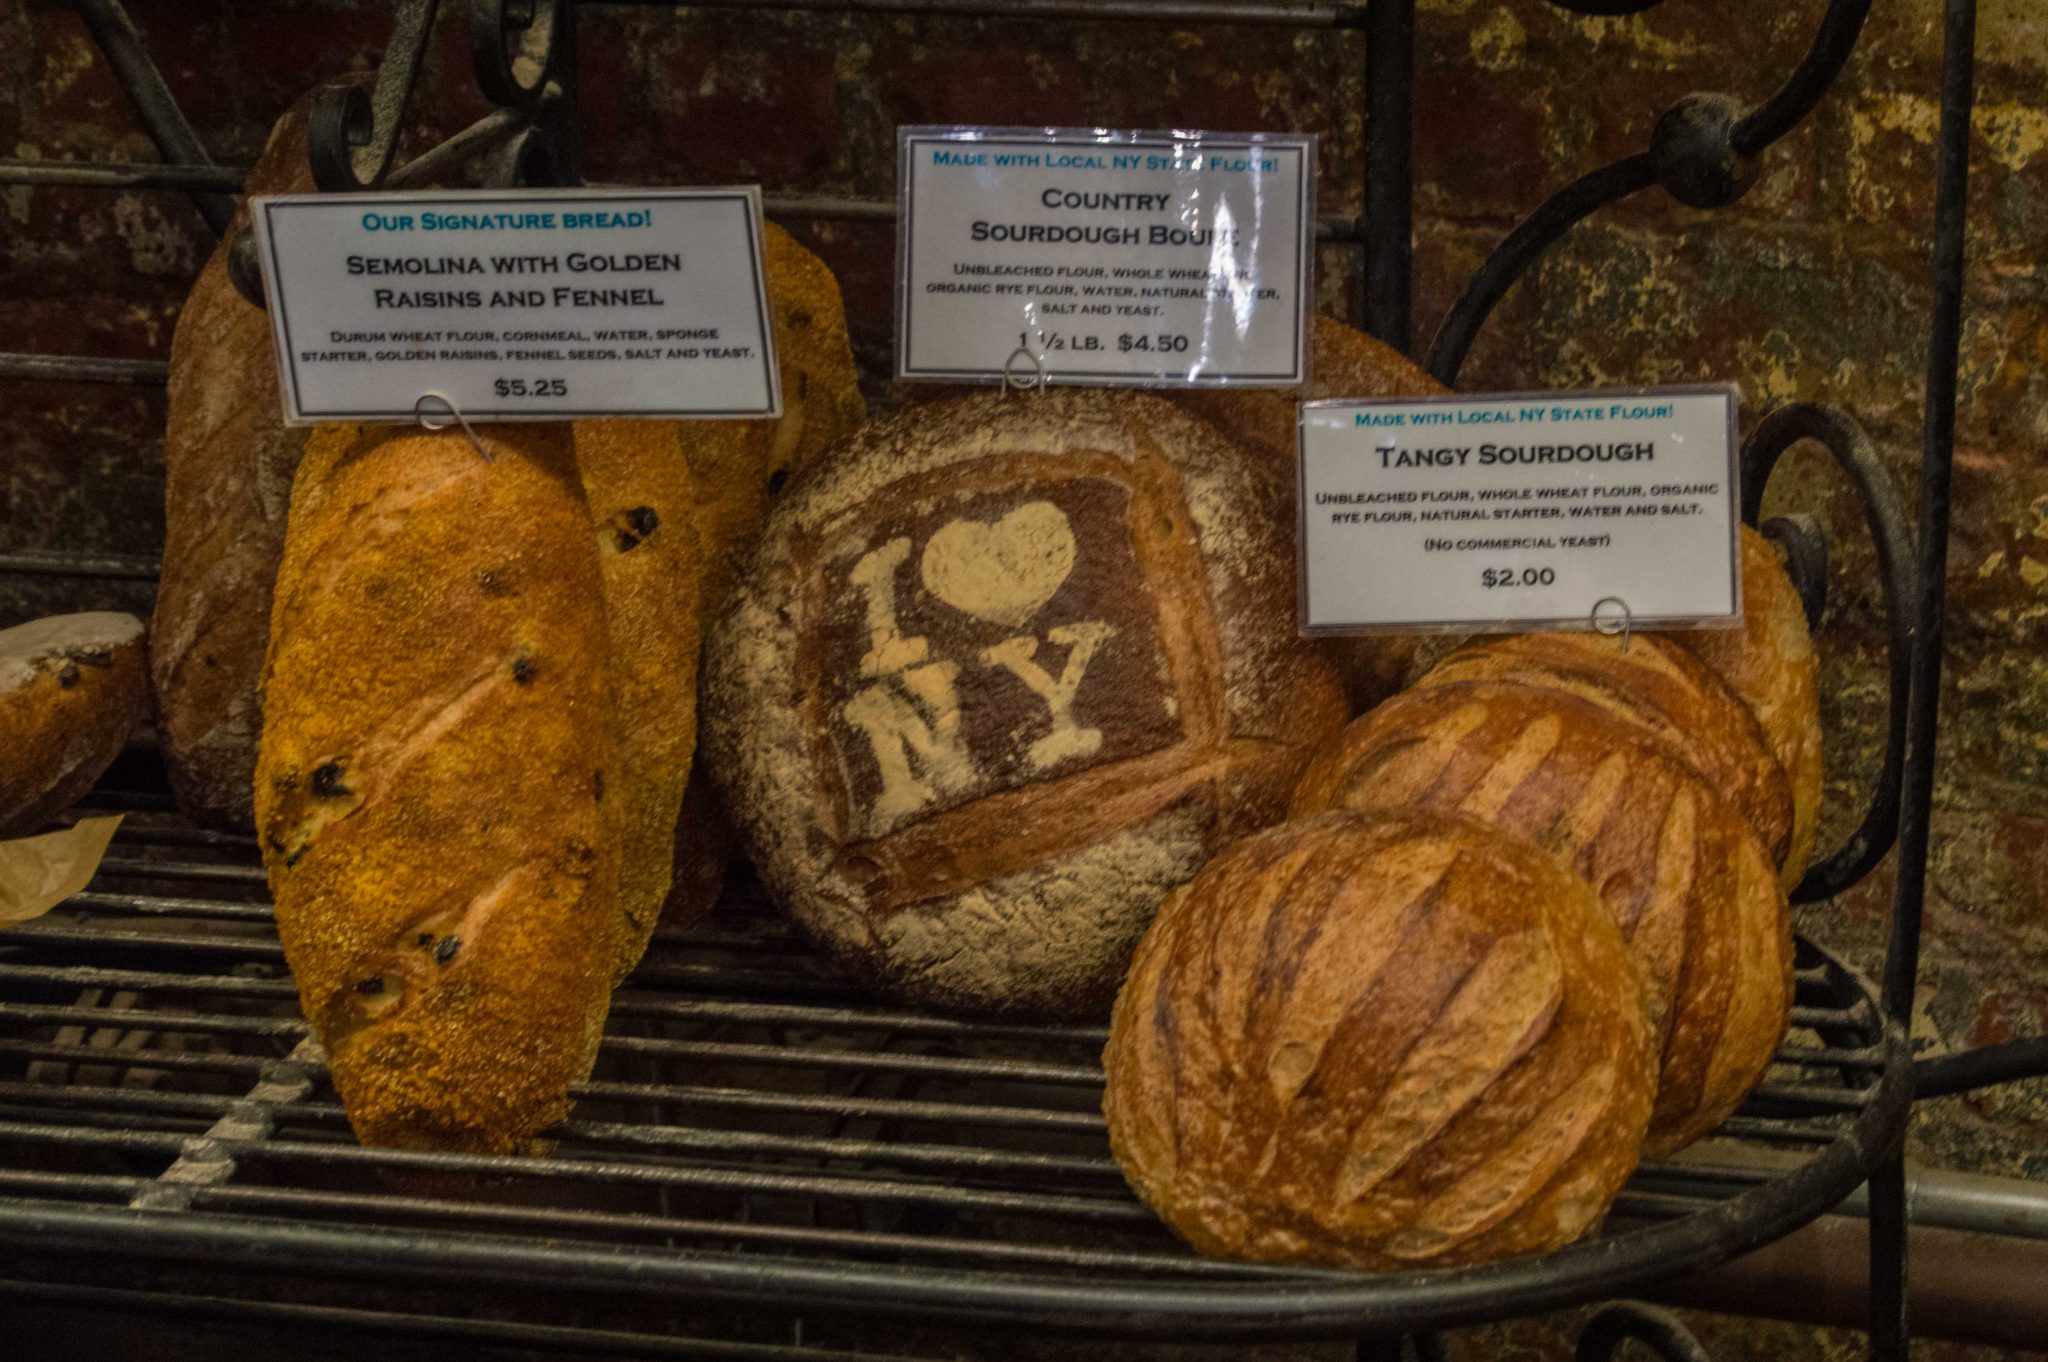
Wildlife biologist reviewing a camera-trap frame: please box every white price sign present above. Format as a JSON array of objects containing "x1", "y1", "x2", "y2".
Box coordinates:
[
  {"x1": 1297, "y1": 386, "x2": 1742, "y2": 633},
  {"x1": 251, "y1": 188, "x2": 780, "y2": 424},
  {"x1": 896, "y1": 126, "x2": 1313, "y2": 387}
]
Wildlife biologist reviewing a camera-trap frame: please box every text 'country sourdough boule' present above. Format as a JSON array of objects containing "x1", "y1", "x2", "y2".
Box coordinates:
[{"x1": 704, "y1": 389, "x2": 1347, "y2": 1018}]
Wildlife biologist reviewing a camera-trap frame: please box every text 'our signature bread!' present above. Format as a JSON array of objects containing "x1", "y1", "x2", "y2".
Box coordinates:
[
  {"x1": 1290, "y1": 679, "x2": 1794, "y2": 1153},
  {"x1": 1103, "y1": 808, "x2": 1655, "y2": 1270},
  {"x1": 704, "y1": 389, "x2": 1347, "y2": 1018},
  {"x1": 257, "y1": 424, "x2": 618, "y2": 1154}
]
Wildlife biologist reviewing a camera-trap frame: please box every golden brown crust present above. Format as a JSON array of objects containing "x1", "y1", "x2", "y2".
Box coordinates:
[
  {"x1": 1103, "y1": 807, "x2": 1655, "y2": 1269},
  {"x1": 1289, "y1": 679, "x2": 1793, "y2": 1153},
  {"x1": 0, "y1": 613, "x2": 150, "y2": 836},
  {"x1": 1171, "y1": 315, "x2": 1451, "y2": 713},
  {"x1": 573, "y1": 420, "x2": 703, "y2": 980},
  {"x1": 153, "y1": 90, "x2": 333, "y2": 830},
  {"x1": 257, "y1": 424, "x2": 618, "y2": 1153},
  {"x1": 705, "y1": 388, "x2": 1347, "y2": 1018},
  {"x1": 1681, "y1": 528, "x2": 1823, "y2": 888},
  {"x1": 1413, "y1": 631, "x2": 1795, "y2": 866}
]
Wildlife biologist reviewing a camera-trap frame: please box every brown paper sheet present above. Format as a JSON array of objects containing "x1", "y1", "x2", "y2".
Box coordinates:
[{"x1": 0, "y1": 815, "x2": 122, "y2": 927}]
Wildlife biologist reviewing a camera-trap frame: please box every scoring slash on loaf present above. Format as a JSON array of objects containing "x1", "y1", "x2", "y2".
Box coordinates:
[
  {"x1": 0, "y1": 613, "x2": 150, "y2": 837},
  {"x1": 257, "y1": 424, "x2": 618, "y2": 1153},
  {"x1": 1171, "y1": 315, "x2": 1457, "y2": 711},
  {"x1": 704, "y1": 388, "x2": 1347, "y2": 1018},
  {"x1": 1290, "y1": 680, "x2": 1793, "y2": 1154},
  {"x1": 152, "y1": 87, "x2": 335, "y2": 831},
  {"x1": 1103, "y1": 808, "x2": 1656, "y2": 1269},
  {"x1": 1679, "y1": 526, "x2": 1824, "y2": 889}
]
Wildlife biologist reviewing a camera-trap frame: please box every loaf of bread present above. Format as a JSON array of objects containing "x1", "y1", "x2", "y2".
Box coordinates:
[
  {"x1": 1413, "y1": 632, "x2": 1795, "y2": 867},
  {"x1": 572, "y1": 420, "x2": 701, "y2": 979},
  {"x1": 1174, "y1": 315, "x2": 1452, "y2": 711},
  {"x1": 704, "y1": 389, "x2": 1347, "y2": 1017},
  {"x1": 152, "y1": 91, "x2": 327, "y2": 830},
  {"x1": 0, "y1": 613, "x2": 149, "y2": 836},
  {"x1": 257, "y1": 424, "x2": 618, "y2": 1153},
  {"x1": 1104, "y1": 807, "x2": 1655, "y2": 1269},
  {"x1": 1290, "y1": 680, "x2": 1793, "y2": 1153},
  {"x1": 1681, "y1": 527, "x2": 1823, "y2": 888}
]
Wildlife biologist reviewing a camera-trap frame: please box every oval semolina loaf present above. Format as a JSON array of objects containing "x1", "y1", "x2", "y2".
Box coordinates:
[
  {"x1": 1680, "y1": 527, "x2": 1823, "y2": 889},
  {"x1": 0, "y1": 612, "x2": 150, "y2": 837},
  {"x1": 703, "y1": 388, "x2": 1348, "y2": 1018},
  {"x1": 257, "y1": 424, "x2": 618, "y2": 1153},
  {"x1": 152, "y1": 89, "x2": 331, "y2": 831},
  {"x1": 1413, "y1": 631, "x2": 1795, "y2": 869},
  {"x1": 1290, "y1": 680, "x2": 1794, "y2": 1153},
  {"x1": 1103, "y1": 807, "x2": 1656, "y2": 1269},
  {"x1": 1172, "y1": 315, "x2": 1453, "y2": 711}
]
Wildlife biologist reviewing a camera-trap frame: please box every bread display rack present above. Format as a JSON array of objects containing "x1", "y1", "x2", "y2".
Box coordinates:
[{"x1": 0, "y1": 1, "x2": 2018, "y2": 1358}]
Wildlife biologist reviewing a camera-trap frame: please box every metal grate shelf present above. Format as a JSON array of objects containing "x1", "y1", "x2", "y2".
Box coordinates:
[{"x1": 0, "y1": 807, "x2": 1910, "y2": 1342}]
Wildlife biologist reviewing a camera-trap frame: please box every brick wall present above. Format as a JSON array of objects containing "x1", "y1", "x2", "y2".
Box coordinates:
[{"x1": 2, "y1": 2, "x2": 2044, "y2": 1355}]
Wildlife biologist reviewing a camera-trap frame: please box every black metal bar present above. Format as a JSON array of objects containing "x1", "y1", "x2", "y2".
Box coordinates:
[
  {"x1": 1867, "y1": 1152, "x2": 1909, "y2": 1362},
  {"x1": 71, "y1": 0, "x2": 235, "y2": 235},
  {"x1": 1739, "y1": 404, "x2": 1915, "y2": 902},
  {"x1": 0, "y1": 354, "x2": 169, "y2": 385},
  {"x1": 591, "y1": 0, "x2": 1365, "y2": 23},
  {"x1": 0, "y1": 159, "x2": 245, "y2": 192},
  {"x1": 1731, "y1": 0, "x2": 1874, "y2": 154},
  {"x1": 1915, "y1": 1037, "x2": 2048, "y2": 1097},
  {"x1": 0, "y1": 549, "x2": 160, "y2": 581},
  {"x1": 1574, "y1": 1302, "x2": 1713, "y2": 1362},
  {"x1": 1362, "y1": 0, "x2": 1414, "y2": 350},
  {"x1": 1424, "y1": 154, "x2": 1656, "y2": 384}
]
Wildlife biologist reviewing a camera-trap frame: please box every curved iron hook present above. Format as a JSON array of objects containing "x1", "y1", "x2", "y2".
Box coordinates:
[
  {"x1": 472, "y1": 0, "x2": 568, "y2": 111},
  {"x1": 307, "y1": 0, "x2": 442, "y2": 192},
  {"x1": 1741, "y1": 402, "x2": 1915, "y2": 904},
  {"x1": 1576, "y1": 1303, "x2": 1714, "y2": 1362},
  {"x1": 1425, "y1": 0, "x2": 1874, "y2": 385}
]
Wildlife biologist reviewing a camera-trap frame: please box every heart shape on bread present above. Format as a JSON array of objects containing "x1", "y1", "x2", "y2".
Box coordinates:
[{"x1": 920, "y1": 500, "x2": 1077, "y2": 629}]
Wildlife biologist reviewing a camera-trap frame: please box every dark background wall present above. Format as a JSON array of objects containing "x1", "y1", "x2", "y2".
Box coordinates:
[{"x1": 2, "y1": 1, "x2": 2044, "y2": 1356}]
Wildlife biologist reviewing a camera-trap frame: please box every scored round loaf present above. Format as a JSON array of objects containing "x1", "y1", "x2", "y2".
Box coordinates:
[
  {"x1": 1413, "y1": 632, "x2": 1795, "y2": 868},
  {"x1": 573, "y1": 419, "x2": 702, "y2": 979},
  {"x1": 1172, "y1": 315, "x2": 1452, "y2": 711},
  {"x1": 1103, "y1": 807, "x2": 1656, "y2": 1269},
  {"x1": 0, "y1": 612, "x2": 150, "y2": 837},
  {"x1": 257, "y1": 424, "x2": 618, "y2": 1153},
  {"x1": 704, "y1": 388, "x2": 1349, "y2": 1018},
  {"x1": 1290, "y1": 680, "x2": 1794, "y2": 1153},
  {"x1": 1680, "y1": 527, "x2": 1823, "y2": 889}
]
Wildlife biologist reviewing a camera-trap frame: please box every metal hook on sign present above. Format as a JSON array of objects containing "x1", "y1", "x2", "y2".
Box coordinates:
[
  {"x1": 414, "y1": 391, "x2": 493, "y2": 463},
  {"x1": 1002, "y1": 344, "x2": 1048, "y2": 396},
  {"x1": 1590, "y1": 595, "x2": 1633, "y2": 652}
]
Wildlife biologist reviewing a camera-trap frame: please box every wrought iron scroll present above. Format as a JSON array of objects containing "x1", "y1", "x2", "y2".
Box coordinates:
[
  {"x1": 1424, "y1": 0, "x2": 1872, "y2": 384},
  {"x1": 308, "y1": 0, "x2": 445, "y2": 192},
  {"x1": 1740, "y1": 405, "x2": 1914, "y2": 905},
  {"x1": 1575, "y1": 1303, "x2": 1714, "y2": 1362}
]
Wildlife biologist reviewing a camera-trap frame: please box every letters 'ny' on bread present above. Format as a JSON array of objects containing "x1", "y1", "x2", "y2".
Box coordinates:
[
  {"x1": 1681, "y1": 526, "x2": 1824, "y2": 889},
  {"x1": 1290, "y1": 680, "x2": 1794, "y2": 1154},
  {"x1": 1104, "y1": 807, "x2": 1656, "y2": 1269},
  {"x1": 704, "y1": 389, "x2": 1348, "y2": 1018},
  {"x1": 152, "y1": 89, "x2": 328, "y2": 831},
  {"x1": 1172, "y1": 315, "x2": 1454, "y2": 711},
  {"x1": 0, "y1": 612, "x2": 149, "y2": 837},
  {"x1": 257, "y1": 424, "x2": 618, "y2": 1153}
]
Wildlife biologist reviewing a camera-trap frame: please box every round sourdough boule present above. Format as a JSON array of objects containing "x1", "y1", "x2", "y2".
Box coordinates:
[
  {"x1": 1172, "y1": 315, "x2": 1453, "y2": 712},
  {"x1": 1103, "y1": 807, "x2": 1656, "y2": 1269},
  {"x1": 0, "y1": 612, "x2": 149, "y2": 836},
  {"x1": 1290, "y1": 680, "x2": 1794, "y2": 1154},
  {"x1": 1413, "y1": 631, "x2": 1795, "y2": 867},
  {"x1": 1680, "y1": 527, "x2": 1823, "y2": 889},
  {"x1": 703, "y1": 388, "x2": 1349, "y2": 1018}
]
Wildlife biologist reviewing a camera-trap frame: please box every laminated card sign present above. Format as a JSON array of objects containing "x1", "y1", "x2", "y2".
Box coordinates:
[
  {"x1": 1298, "y1": 386, "x2": 1742, "y2": 633},
  {"x1": 252, "y1": 188, "x2": 780, "y2": 423},
  {"x1": 897, "y1": 127, "x2": 1312, "y2": 387}
]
